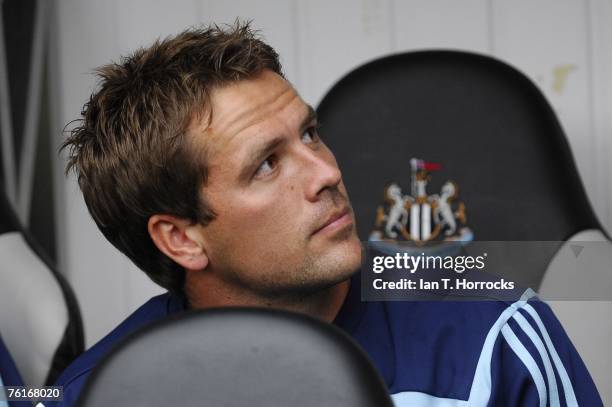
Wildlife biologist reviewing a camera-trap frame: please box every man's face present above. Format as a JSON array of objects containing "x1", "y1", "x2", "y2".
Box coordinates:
[{"x1": 191, "y1": 70, "x2": 361, "y2": 298}]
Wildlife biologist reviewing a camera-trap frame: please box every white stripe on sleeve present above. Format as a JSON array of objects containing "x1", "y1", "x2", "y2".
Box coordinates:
[{"x1": 501, "y1": 324, "x2": 547, "y2": 407}]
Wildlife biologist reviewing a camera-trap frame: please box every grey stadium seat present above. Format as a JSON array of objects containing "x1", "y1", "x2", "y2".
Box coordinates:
[
  {"x1": 78, "y1": 308, "x2": 394, "y2": 407},
  {"x1": 0, "y1": 183, "x2": 84, "y2": 386}
]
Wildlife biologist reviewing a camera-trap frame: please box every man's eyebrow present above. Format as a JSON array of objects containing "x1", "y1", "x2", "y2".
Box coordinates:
[
  {"x1": 238, "y1": 105, "x2": 317, "y2": 181},
  {"x1": 239, "y1": 136, "x2": 285, "y2": 179}
]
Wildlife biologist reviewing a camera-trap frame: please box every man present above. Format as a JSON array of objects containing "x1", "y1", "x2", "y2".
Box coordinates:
[{"x1": 52, "y1": 23, "x2": 602, "y2": 406}]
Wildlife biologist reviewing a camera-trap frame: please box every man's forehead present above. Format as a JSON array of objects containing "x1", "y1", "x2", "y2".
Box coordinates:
[{"x1": 192, "y1": 71, "x2": 309, "y2": 152}]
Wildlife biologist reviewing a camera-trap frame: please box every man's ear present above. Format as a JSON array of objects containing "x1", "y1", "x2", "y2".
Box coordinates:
[{"x1": 148, "y1": 214, "x2": 209, "y2": 271}]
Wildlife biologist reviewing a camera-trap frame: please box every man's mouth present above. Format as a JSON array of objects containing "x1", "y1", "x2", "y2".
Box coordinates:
[{"x1": 312, "y1": 206, "x2": 353, "y2": 236}]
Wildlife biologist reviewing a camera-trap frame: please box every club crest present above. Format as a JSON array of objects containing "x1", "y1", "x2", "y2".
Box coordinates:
[{"x1": 369, "y1": 158, "x2": 473, "y2": 246}]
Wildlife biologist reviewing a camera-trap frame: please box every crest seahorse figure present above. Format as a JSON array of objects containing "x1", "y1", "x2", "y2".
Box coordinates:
[{"x1": 380, "y1": 183, "x2": 411, "y2": 239}]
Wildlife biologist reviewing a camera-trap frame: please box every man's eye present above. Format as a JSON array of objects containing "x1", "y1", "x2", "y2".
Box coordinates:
[
  {"x1": 301, "y1": 126, "x2": 320, "y2": 144},
  {"x1": 254, "y1": 156, "x2": 277, "y2": 178}
]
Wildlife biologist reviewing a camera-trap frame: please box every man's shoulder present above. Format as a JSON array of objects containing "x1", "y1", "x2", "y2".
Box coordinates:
[
  {"x1": 359, "y1": 291, "x2": 601, "y2": 405},
  {"x1": 380, "y1": 289, "x2": 539, "y2": 339},
  {"x1": 52, "y1": 292, "x2": 185, "y2": 405},
  {"x1": 382, "y1": 291, "x2": 559, "y2": 373}
]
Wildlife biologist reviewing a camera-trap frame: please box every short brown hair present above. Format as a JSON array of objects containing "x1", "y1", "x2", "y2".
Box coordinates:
[{"x1": 63, "y1": 22, "x2": 283, "y2": 295}]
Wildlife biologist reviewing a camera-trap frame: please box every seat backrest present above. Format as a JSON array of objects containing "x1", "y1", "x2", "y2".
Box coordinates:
[
  {"x1": 316, "y1": 50, "x2": 605, "y2": 285},
  {"x1": 316, "y1": 50, "x2": 612, "y2": 403},
  {"x1": 79, "y1": 308, "x2": 394, "y2": 407},
  {"x1": 0, "y1": 186, "x2": 84, "y2": 386}
]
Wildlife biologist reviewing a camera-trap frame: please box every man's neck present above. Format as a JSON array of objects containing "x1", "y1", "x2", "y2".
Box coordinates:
[{"x1": 184, "y1": 272, "x2": 351, "y2": 322}]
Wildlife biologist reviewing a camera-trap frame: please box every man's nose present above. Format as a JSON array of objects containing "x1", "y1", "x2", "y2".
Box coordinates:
[{"x1": 303, "y1": 148, "x2": 343, "y2": 202}]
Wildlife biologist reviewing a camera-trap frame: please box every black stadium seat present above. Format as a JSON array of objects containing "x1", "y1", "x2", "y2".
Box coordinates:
[
  {"x1": 79, "y1": 309, "x2": 394, "y2": 407},
  {"x1": 0, "y1": 183, "x2": 84, "y2": 386},
  {"x1": 317, "y1": 50, "x2": 603, "y2": 253},
  {"x1": 316, "y1": 49, "x2": 612, "y2": 401}
]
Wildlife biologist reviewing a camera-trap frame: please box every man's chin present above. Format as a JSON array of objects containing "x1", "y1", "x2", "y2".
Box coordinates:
[
  {"x1": 328, "y1": 235, "x2": 363, "y2": 267},
  {"x1": 229, "y1": 238, "x2": 362, "y2": 299},
  {"x1": 259, "y1": 249, "x2": 361, "y2": 299},
  {"x1": 311, "y1": 240, "x2": 362, "y2": 283},
  {"x1": 288, "y1": 266, "x2": 356, "y2": 298}
]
